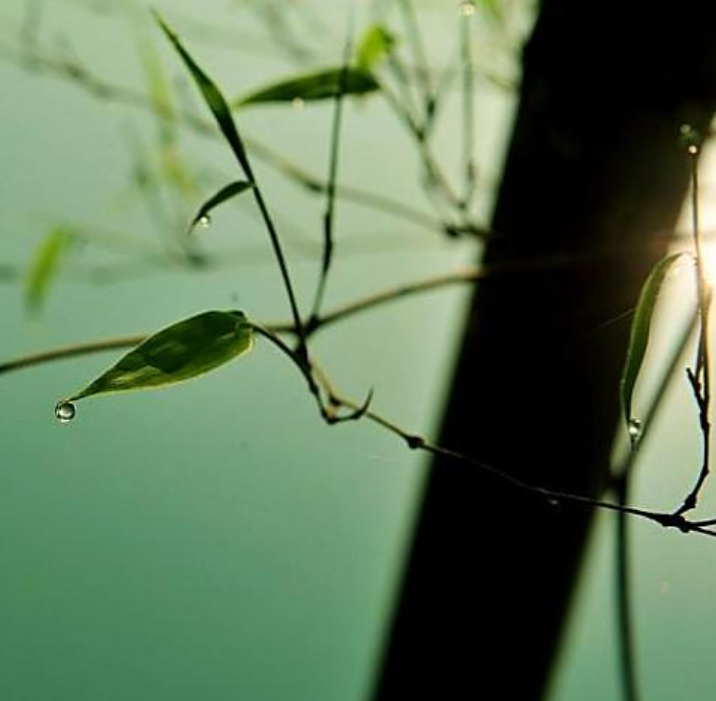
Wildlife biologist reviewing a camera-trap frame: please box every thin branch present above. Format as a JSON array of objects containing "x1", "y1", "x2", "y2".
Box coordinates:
[
  {"x1": 614, "y1": 476, "x2": 642, "y2": 701},
  {"x1": 309, "y1": 27, "x2": 351, "y2": 324},
  {"x1": 0, "y1": 335, "x2": 147, "y2": 375},
  {"x1": 677, "y1": 131, "x2": 712, "y2": 515},
  {"x1": 460, "y1": 3, "x2": 477, "y2": 213},
  {"x1": 311, "y1": 362, "x2": 716, "y2": 539},
  {"x1": 397, "y1": 0, "x2": 434, "y2": 119}
]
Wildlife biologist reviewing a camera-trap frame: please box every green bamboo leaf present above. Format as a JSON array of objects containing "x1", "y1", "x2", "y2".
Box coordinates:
[
  {"x1": 25, "y1": 228, "x2": 74, "y2": 312},
  {"x1": 189, "y1": 180, "x2": 253, "y2": 232},
  {"x1": 154, "y1": 13, "x2": 253, "y2": 179},
  {"x1": 355, "y1": 24, "x2": 396, "y2": 70},
  {"x1": 234, "y1": 67, "x2": 379, "y2": 108},
  {"x1": 620, "y1": 253, "x2": 685, "y2": 427},
  {"x1": 60, "y1": 310, "x2": 254, "y2": 406}
]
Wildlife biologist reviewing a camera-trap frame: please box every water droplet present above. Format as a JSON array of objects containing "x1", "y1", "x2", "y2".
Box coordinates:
[
  {"x1": 460, "y1": 1, "x2": 476, "y2": 16},
  {"x1": 680, "y1": 123, "x2": 701, "y2": 155},
  {"x1": 55, "y1": 401, "x2": 76, "y2": 424},
  {"x1": 197, "y1": 214, "x2": 211, "y2": 229},
  {"x1": 292, "y1": 97, "x2": 305, "y2": 111},
  {"x1": 628, "y1": 417, "x2": 642, "y2": 442}
]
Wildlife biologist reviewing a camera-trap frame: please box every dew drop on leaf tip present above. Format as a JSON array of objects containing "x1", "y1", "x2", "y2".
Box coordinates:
[
  {"x1": 628, "y1": 417, "x2": 642, "y2": 442},
  {"x1": 197, "y1": 214, "x2": 211, "y2": 229},
  {"x1": 680, "y1": 123, "x2": 701, "y2": 155},
  {"x1": 54, "y1": 401, "x2": 76, "y2": 424}
]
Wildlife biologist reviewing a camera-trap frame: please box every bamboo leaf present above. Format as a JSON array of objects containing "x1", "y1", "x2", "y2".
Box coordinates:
[
  {"x1": 620, "y1": 253, "x2": 684, "y2": 426},
  {"x1": 234, "y1": 67, "x2": 379, "y2": 108},
  {"x1": 189, "y1": 180, "x2": 254, "y2": 232},
  {"x1": 154, "y1": 13, "x2": 254, "y2": 179},
  {"x1": 61, "y1": 310, "x2": 254, "y2": 404},
  {"x1": 355, "y1": 24, "x2": 396, "y2": 70},
  {"x1": 25, "y1": 228, "x2": 74, "y2": 312}
]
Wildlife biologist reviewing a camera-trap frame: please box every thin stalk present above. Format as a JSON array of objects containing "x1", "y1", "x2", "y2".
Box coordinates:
[
  {"x1": 614, "y1": 475, "x2": 641, "y2": 701},
  {"x1": 397, "y1": 0, "x2": 434, "y2": 118},
  {"x1": 460, "y1": 3, "x2": 477, "y2": 213},
  {"x1": 378, "y1": 78, "x2": 462, "y2": 213},
  {"x1": 309, "y1": 29, "x2": 351, "y2": 324},
  {"x1": 677, "y1": 136, "x2": 712, "y2": 514}
]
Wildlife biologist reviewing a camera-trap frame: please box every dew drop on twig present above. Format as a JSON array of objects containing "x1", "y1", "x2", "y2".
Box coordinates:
[
  {"x1": 54, "y1": 401, "x2": 76, "y2": 424},
  {"x1": 197, "y1": 214, "x2": 211, "y2": 229}
]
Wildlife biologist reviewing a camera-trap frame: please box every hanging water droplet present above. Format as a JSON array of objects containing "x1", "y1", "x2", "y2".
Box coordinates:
[
  {"x1": 55, "y1": 401, "x2": 76, "y2": 424},
  {"x1": 460, "y1": 1, "x2": 476, "y2": 16},
  {"x1": 628, "y1": 417, "x2": 642, "y2": 442},
  {"x1": 680, "y1": 123, "x2": 701, "y2": 156},
  {"x1": 292, "y1": 96, "x2": 305, "y2": 111},
  {"x1": 197, "y1": 214, "x2": 211, "y2": 229}
]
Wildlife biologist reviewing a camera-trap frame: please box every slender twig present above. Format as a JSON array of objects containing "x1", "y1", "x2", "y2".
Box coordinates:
[
  {"x1": 460, "y1": 3, "x2": 477, "y2": 214},
  {"x1": 0, "y1": 335, "x2": 147, "y2": 375},
  {"x1": 396, "y1": 0, "x2": 434, "y2": 119},
  {"x1": 384, "y1": 52, "x2": 423, "y2": 129},
  {"x1": 377, "y1": 77, "x2": 462, "y2": 214},
  {"x1": 677, "y1": 131, "x2": 712, "y2": 514},
  {"x1": 311, "y1": 362, "x2": 716, "y2": 539},
  {"x1": 614, "y1": 476, "x2": 641, "y2": 701},
  {"x1": 309, "y1": 27, "x2": 352, "y2": 324}
]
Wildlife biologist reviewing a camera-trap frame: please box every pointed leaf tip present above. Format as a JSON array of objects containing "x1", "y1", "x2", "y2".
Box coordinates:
[
  {"x1": 155, "y1": 13, "x2": 253, "y2": 178},
  {"x1": 189, "y1": 180, "x2": 253, "y2": 233}
]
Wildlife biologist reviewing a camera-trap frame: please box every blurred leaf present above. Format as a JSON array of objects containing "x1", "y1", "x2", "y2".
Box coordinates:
[
  {"x1": 138, "y1": 34, "x2": 175, "y2": 122},
  {"x1": 155, "y1": 13, "x2": 254, "y2": 179},
  {"x1": 620, "y1": 253, "x2": 684, "y2": 426},
  {"x1": 355, "y1": 24, "x2": 396, "y2": 70},
  {"x1": 234, "y1": 67, "x2": 379, "y2": 107},
  {"x1": 25, "y1": 228, "x2": 74, "y2": 312},
  {"x1": 189, "y1": 180, "x2": 253, "y2": 232},
  {"x1": 63, "y1": 310, "x2": 254, "y2": 403},
  {"x1": 137, "y1": 32, "x2": 196, "y2": 196}
]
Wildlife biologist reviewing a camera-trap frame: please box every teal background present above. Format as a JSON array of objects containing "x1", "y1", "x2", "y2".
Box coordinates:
[{"x1": 1, "y1": 2, "x2": 716, "y2": 700}]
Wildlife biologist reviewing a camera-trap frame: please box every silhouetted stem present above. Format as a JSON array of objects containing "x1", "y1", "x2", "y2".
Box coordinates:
[{"x1": 678, "y1": 145, "x2": 712, "y2": 514}]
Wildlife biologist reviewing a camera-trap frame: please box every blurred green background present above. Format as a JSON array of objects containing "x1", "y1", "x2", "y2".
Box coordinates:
[{"x1": 1, "y1": 1, "x2": 716, "y2": 700}]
